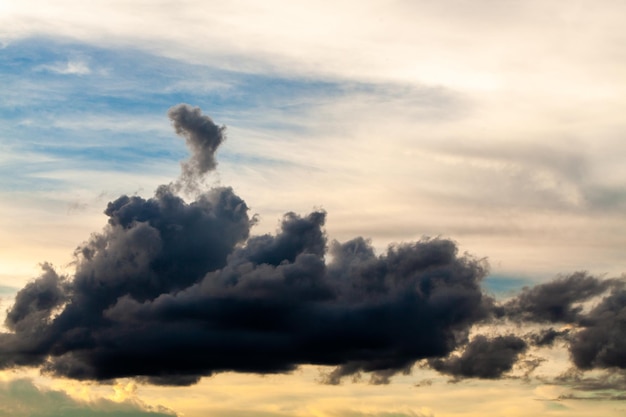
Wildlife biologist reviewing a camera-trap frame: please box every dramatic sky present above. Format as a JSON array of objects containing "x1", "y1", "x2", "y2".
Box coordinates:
[{"x1": 2, "y1": 1, "x2": 626, "y2": 416}]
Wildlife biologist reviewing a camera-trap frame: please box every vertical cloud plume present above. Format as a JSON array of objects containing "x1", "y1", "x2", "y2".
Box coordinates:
[{"x1": 167, "y1": 104, "x2": 225, "y2": 191}]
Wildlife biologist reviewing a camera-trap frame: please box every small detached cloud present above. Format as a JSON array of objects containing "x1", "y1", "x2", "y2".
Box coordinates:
[{"x1": 0, "y1": 378, "x2": 176, "y2": 417}]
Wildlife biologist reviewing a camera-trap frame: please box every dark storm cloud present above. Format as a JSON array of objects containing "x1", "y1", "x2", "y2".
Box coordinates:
[
  {"x1": 501, "y1": 272, "x2": 617, "y2": 323},
  {"x1": 1, "y1": 221, "x2": 491, "y2": 384},
  {"x1": 0, "y1": 105, "x2": 493, "y2": 385},
  {"x1": 429, "y1": 335, "x2": 527, "y2": 379},
  {"x1": 0, "y1": 183, "x2": 251, "y2": 374},
  {"x1": 48, "y1": 232, "x2": 490, "y2": 384}
]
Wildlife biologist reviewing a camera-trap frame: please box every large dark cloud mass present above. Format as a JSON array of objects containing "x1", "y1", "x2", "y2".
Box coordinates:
[
  {"x1": 1, "y1": 104, "x2": 624, "y2": 386},
  {"x1": 0, "y1": 105, "x2": 494, "y2": 385}
]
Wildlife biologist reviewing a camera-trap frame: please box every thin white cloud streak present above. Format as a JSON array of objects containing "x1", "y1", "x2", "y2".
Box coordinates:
[
  {"x1": 2, "y1": 0, "x2": 625, "y2": 88},
  {"x1": 37, "y1": 59, "x2": 91, "y2": 75}
]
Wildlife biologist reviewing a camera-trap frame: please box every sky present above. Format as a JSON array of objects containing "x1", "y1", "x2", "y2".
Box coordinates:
[{"x1": 1, "y1": 1, "x2": 626, "y2": 416}]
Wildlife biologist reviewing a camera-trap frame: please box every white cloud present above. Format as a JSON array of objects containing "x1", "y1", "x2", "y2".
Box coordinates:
[
  {"x1": 39, "y1": 60, "x2": 91, "y2": 75},
  {"x1": 1, "y1": 0, "x2": 624, "y2": 86}
]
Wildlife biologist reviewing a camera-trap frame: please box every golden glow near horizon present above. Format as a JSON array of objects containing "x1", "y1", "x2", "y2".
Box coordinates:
[{"x1": 3, "y1": 364, "x2": 625, "y2": 417}]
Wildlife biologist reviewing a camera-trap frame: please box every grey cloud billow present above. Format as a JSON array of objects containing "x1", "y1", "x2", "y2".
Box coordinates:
[
  {"x1": 429, "y1": 335, "x2": 527, "y2": 379},
  {"x1": 1, "y1": 104, "x2": 625, "y2": 386},
  {"x1": 501, "y1": 272, "x2": 618, "y2": 323},
  {"x1": 570, "y1": 288, "x2": 626, "y2": 370},
  {"x1": 529, "y1": 327, "x2": 570, "y2": 347},
  {"x1": 499, "y1": 272, "x2": 626, "y2": 374}
]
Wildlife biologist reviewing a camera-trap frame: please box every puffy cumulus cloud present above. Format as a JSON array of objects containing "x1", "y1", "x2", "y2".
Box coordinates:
[
  {"x1": 0, "y1": 105, "x2": 493, "y2": 385},
  {"x1": 2, "y1": 219, "x2": 492, "y2": 384},
  {"x1": 0, "y1": 378, "x2": 175, "y2": 417}
]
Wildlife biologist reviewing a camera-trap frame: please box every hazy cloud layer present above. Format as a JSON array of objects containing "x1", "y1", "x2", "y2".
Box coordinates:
[{"x1": 0, "y1": 106, "x2": 624, "y2": 387}]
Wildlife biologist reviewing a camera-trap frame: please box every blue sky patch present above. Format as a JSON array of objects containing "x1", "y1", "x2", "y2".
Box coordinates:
[
  {"x1": 1, "y1": 37, "x2": 460, "y2": 195},
  {"x1": 482, "y1": 275, "x2": 535, "y2": 299}
]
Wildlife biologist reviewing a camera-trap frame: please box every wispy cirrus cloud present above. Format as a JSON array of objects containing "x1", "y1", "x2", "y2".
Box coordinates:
[{"x1": 37, "y1": 59, "x2": 91, "y2": 75}]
